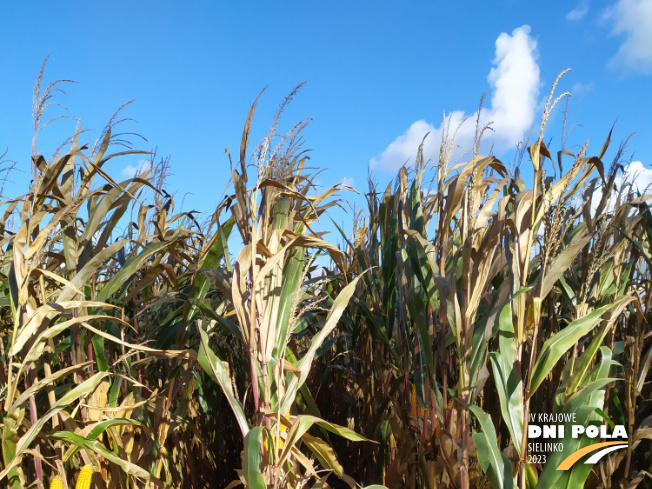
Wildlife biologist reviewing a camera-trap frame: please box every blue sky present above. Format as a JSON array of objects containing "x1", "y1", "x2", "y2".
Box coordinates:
[{"x1": 1, "y1": 1, "x2": 651, "y2": 233}]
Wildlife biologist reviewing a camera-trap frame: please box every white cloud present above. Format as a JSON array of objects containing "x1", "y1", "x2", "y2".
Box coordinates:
[
  {"x1": 571, "y1": 80, "x2": 595, "y2": 94},
  {"x1": 488, "y1": 26, "x2": 541, "y2": 147},
  {"x1": 588, "y1": 161, "x2": 652, "y2": 214},
  {"x1": 122, "y1": 159, "x2": 152, "y2": 178},
  {"x1": 625, "y1": 160, "x2": 652, "y2": 192},
  {"x1": 605, "y1": 0, "x2": 652, "y2": 73},
  {"x1": 340, "y1": 177, "x2": 355, "y2": 187},
  {"x1": 370, "y1": 25, "x2": 540, "y2": 172},
  {"x1": 371, "y1": 120, "x2": 443, "y2": 171},
  {"x1": 567, "y1": 5, "x2": 589, "y2": 21}
]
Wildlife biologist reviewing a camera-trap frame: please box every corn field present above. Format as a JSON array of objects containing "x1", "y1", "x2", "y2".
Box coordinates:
[{"x1": 0, "y1": 65, "x2": 650, "y2": 489}]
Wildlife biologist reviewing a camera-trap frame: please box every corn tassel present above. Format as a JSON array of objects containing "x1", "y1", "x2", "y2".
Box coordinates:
[
  {"x1": 74, "y1": 465, "x2": 93, "y2": 489},
  {"x1": 49, "y1": 476, "x2": 64, "y2": 489}
]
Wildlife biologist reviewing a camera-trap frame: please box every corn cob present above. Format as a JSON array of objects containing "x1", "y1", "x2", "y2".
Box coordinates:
[
  {"x1": 277, "y1": 411, "x2": 289, "y2": 450},
  {"x1": 49, "y1": 476, "x2": 64, "y2": 489},
  {"x1": 75, "y1": 465, "x2": 93, "y2": 489},
  {"x1": 263, "y1": 411, "x2": 290, "y2": 453}
]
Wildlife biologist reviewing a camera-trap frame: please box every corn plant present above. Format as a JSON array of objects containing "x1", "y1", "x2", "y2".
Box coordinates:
[{"x1": 196, "y1": 88, "x2": 383, "y2": 488}]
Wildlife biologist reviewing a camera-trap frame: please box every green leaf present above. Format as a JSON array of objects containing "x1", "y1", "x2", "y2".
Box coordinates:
[
  {"x1": 97, "y1": 237, "x2": 176, "y2": 303},
  {"x1": 540, "y1": 234, "x2": 592, "y2": 299},
  {"x1": 489, "y1": 287, "x2": 529, "y2": 455},
  {"x1": 273, "y1": 246, "x2": 304, "y2": 359},
  {"x1": 468, "y1": 405, "x2": 513, "y2": 489},
  {"x1": 0, "y1": 372, "x2": 110, "y2": 483},
  {"x1": 50, "y1": 431, "x2": 164, "y2": 486},
  {"x1": 58, "y1": 240, "x2": 127, "y2": 303},
  {"x1": 92, "y1": 333, "x2": 109, "y2": 372},
  {"x1": 12, "y1": 363, "x2": 88, "y2": 410},
  {"x1": 86, "y1": 418, "x2": 142, "y2": 440},
  {"x1": 301, "y1": 432, "x2": 344, "y2": 477},
  {"x1": 1, "y1": 411, "x2": 22, "y2": 489},
  {"x1": 537, "y1": 379, "x2": 615, "y2": 489},
  {"x1": 187, "y1": 217, "x2": 234, "y2": 326},
  {"x1": 197, "y1": 328, "x2": 249, "y2": 436},
  {"x1": 278, "y1": 414, "x2": 370, "y2": 469},
  {"x1": 281, "y1": 273, "x2": 366, "y2": 415},
  {"x1": 187, "y1": 298, "x2": 242, "y2": 339},
  {"x1": 530, "y1": 305, "x2": 610, "y2": 395},
  {"x1": 243, "y1": 427, "x2": 266, "y2": 489}
]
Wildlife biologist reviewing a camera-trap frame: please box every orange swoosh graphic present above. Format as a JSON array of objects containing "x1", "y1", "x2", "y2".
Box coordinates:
[{"x1": 556, "y1": 441, "x2": 627, "y2": 470}]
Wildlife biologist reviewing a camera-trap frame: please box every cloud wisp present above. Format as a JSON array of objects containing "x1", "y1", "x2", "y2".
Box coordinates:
[
  {"x1": 571, "y1": 80, "x2": 595, "y2": 94},
  {"x1": 370, "y1": 25, "x2": 540, "y2": 172},
  {"x1": 122, "y1": 159, "x2": 152, "y2": 178},
  {"x1": 567, "y1": 4, "x2": 590, "y2": 21},
  {"x1": 605, "y1": 0, "x2": 652, "y2": 74},
  {"x1": 587, "y1": 160, "x2": 652, "y2": 214}
]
